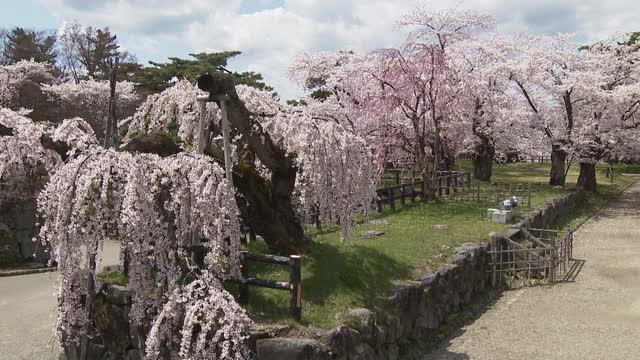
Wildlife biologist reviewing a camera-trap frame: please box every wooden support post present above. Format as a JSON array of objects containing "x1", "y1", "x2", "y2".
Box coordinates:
[
  {"x1": 389, "y1": 188, "x2": 396, "y2": 211},
  {"x1": 196, "y1": 94, "x2": 210, "y2": 153},
  {"x1": 395, "y1": 171, "x2": 400, "y2": 185},
  {"x1": 377, "y1": 199, "x2": 383, "y2": 213},
  {"x1": 610, "y1": 165, "x2": 614, "y2": 184},
  {"x1": 289, "y1": 255, "x2": 302, "y2": 321},
  {"x1": 445, "y1": 175, "x2": 451, "y2": 196},
  {"x1": 455, "y1": 173, "x2": 460, "y2": 193},
  {"x1": 410, "y1": 182, "x2": 416, "y2": 203},
  {"x1": 219, "y1": 96, "x2": 234, "y2": 187},
  {"x1": 400, "y1": 185, "x2": 406, "y2": 207},
  {"x1": 239, "y1": 252, "x2": 249, "y2": 304},
  {"x1": 438, "y1": 176, "x2": 443, "y2": 197},
  {"x1": 528, "y1": 183, "x2": 532, "y2": 209}
]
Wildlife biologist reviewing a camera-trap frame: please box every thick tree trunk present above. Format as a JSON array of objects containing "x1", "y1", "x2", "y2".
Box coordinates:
[
  {"x1": 232, "y1": 165, "x2": 305, "y2": 254},
  {"x1": 577, "y1": 162, "x2": 597, "y2": 192},
  {"x1": 197, "y1": 73, "x2": 306, "y2": 254},
  {"x1": 549, "y1": 144, "x2": 567, "y2": 186},
  {"x1": 440, "y1": 145, "x2": 455, "y2": 171},
  {"x1": 473, "y1": 138, "x2": 494, "y2": 181}
]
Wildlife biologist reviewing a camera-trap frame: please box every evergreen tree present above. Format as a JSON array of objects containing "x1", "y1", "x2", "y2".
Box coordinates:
[
  {"x1": 2, "y1": 27, "x2": 57, "y2": 65},
  {"x1": 134, "y1": 52, "x2": 273, "y2": 94}
]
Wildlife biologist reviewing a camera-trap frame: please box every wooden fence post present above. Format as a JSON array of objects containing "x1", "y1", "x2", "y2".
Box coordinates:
[
  {"x1": 389, "y1": 188, "x2": 396, "y2": 211},
  {"x1": 410, "y1": 182, "x2": 416, "y2": 203},
  {"x1": 289, "y1": 255, "x2": 302, "y2": 321},
  {"x1": 400, "y1": 185, "x2": 406, "y2": 207},
  {"x1": 239, "y1": 252, "x2": 249, "y2": 304},
  {"x1": 476, "y1": 182, "x2": 481, "y2": 204},
  {"x1": 445, "y1": 175, "x2": 451, "y2": 196},
  {"x1": 527, "y1": 183, "x2": 532, "y2": 209},
  {"x1": 395, "y1": 171, "x2": 400, "y2": 185}
]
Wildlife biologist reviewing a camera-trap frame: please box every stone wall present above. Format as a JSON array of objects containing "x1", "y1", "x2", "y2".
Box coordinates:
[
  {"x1": 82, "y1": 190, "x2": 585, "y2": 359},
  {"x1": 255, "y1": 242, "x2": 491, "y2": 360},
  {"x1": 0, "y1": 222, "x2": 20, "y2": 266},
  {"x1": 0, "y1": 198, "x2": 47, "y2": 265},
  {"x1": 513, "y1": 190, "x2": 586, "y2": 230}
]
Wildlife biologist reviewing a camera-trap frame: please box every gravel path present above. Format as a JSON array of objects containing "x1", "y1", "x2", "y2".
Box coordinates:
[
  {"x1": 0, "y1": 240, "x2": 121, "y2": 360},
  {"x1": 429, "y1": 179, "x2": 640, "y2": 360}
]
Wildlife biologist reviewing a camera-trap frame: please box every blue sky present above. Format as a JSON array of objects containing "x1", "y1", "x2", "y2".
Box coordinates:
[{"x1": 1, "y1": 0, "x2": 638, "y2": 99}]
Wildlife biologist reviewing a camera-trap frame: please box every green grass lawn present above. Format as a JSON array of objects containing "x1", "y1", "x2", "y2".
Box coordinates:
[
  {"x1": 239, "y1": 161, "x2": 637, "y2": 328},
  {"x1": 96, "y1": 161, "x2": 637, "y2": 329}
]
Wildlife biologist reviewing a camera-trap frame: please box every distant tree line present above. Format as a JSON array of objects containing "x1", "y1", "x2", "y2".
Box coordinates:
[{"x1": 0, "y1": 22, "x2": 272, "y2": 94}]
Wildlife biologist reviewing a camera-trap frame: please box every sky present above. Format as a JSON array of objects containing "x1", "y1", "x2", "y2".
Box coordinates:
[{"x1": 0, "y1": 0, "x2": 638, "y2": 100}]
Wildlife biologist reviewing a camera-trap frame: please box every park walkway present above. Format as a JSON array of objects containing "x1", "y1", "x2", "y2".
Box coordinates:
[
  {"x1": 0, "y1": 240, "x2": 121, "y2": 360},
  {"x1": 430, "y1": 179, "x2": 640, "y2": 359}
]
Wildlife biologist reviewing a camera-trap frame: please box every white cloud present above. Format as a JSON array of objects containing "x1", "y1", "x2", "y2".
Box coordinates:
[{"x1": 40, "y1": 0, "x2": 640, "y2": 100}]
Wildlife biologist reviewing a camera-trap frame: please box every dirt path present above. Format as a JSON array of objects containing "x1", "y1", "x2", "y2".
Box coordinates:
[{"x1": 429, "y1": 179, "x2": 640, "y2": 360}]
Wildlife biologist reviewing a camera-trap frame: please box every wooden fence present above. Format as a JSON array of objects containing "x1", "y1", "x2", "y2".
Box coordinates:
[
  {"x1": 237, "y1": 251, "x2": 302, "y2": 321},
  {"x1": 446, "y1": 183, "x2": 533, "y2": 209},
  {"x1": 488, "y1": 227, "x2": 579, "y2": 288},
  {"x1": 180, "y1": 246, "x2": 303, "y2": 321},
  {"x1": 375, "y1": 171, "x2": 471, "y2": 212}
]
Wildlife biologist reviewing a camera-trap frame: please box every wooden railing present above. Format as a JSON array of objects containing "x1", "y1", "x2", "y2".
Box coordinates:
[
  {"x1": 488, "y1": 228, "x2": 577, "y2": 288},
  {"x1": 179, "y1": 246, "x2": 303, "y2": 321},
  {"x1": 237, "y1": 251, "x2": 302, "y2": 321},
  {"x1": 435, "y1": 171, "x2": 471, "y2": 197},
  {"x1": 376, "y1": 171, "x2": 471, "y2": 212}
]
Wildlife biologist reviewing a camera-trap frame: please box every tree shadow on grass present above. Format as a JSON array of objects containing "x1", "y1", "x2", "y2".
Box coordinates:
[
  {"x1": 303, "y1": 242, "x2": 412, "y2": 308},
  {"x1": 240, "y1": 241, "x2": 412, "y2": 326}
]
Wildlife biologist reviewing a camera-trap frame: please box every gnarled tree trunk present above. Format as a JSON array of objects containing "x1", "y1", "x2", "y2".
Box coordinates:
[
  {"x1": 197, "y1": 73, "x2": 306, "y2": 254},
  {"x1": 549, "y1": 144, "x2": 567, "y2": 186},
  {"x1": 577, "y1": 162, "x2": 597, "y2": 192},
  {"x1": 473, "y1": 137, "x2": 494, "y2": 182}
]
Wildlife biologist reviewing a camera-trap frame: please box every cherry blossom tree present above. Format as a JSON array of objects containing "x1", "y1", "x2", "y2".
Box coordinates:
[
  {"x1": 501, "y1": 32, "x2": 640, "y2": 190},
  {"x1": 500, "y1": 33, "x2": 590, "y2": 186},
  {"x1": 0, "y1": 60, "x2": 58, "y2": 122},
  {"x1": 291, "y1": 8, "x2": 495, "y2": 190},
  {"x1": 125, "y1": 77, "x2": 376, "y2": 250},
  {"x1": 42, "y1": 79, "x2": 140, "y2": 142},
  {"x1": 448, "y1": 35, "x2": 546, "y2": 181},
  {"x1": 0, "y1": 108, "x2": 57, "y2": 204},
  {"x1": 38, "y1": 149, "x2": 251, "y2": 359},
  {"x1": 569, "y1": 35, "x2": 640, "y2": 190}
]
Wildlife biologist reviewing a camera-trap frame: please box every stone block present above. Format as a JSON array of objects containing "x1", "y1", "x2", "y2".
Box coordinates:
[
  {"x1": 363, "y1": 230, "x2": 385, "y2": 238},
  {"x1": 492, "y1": 210, "x2": 512, "y2": 224},
  {"x1": 105, "y1": 284, "x2": 132, "y2": 305},
  {"x1": 486, "y1": 208, "x2": 497, "y2": 218},
  {"x1": 256, "y1": 338, "x2": 331, "y2": 360},
  {"x1": 382, "y1": 314, "x2": 402, "y2": 343},
  {"x1": 417, "y1": 271, "x2": 438, "y2": 287},
  {"x1": 323, "y1": 326, "x2": 361, "y2": 358},
  {"x1": 342, "y1": 308, "x2": 376, "y2": 342}
]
